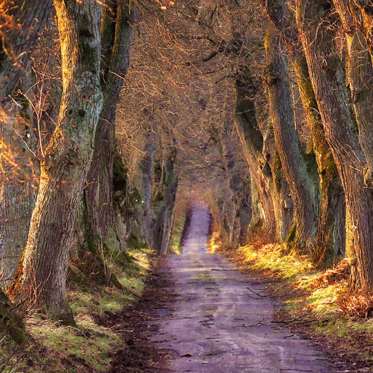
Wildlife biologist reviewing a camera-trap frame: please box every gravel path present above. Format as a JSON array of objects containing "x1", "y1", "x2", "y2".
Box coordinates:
[{"x1": 149, "y1": 204, "x2": 336, "y2": 373}]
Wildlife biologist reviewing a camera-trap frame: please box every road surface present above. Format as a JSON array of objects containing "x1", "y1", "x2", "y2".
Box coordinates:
[{"x1": 148, "y1": 204, "x2": 336, "y2": 373}]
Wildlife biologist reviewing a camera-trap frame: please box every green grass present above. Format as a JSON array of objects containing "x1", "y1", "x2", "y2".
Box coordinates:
[
  {"x1": 236, "y1": 244, "x2": 347, "y2": 318},
  {"x1": 238, "y1": 243, "x2": 313, "y2": 279},
  {"x1": 232, "y1": 243, "x2": 372, "y2": 366},
  {"x1": 28, "y1": 314, "x2": 121, "y2": 372},
  {"x1": 0, "y1": 247, "x2": 154, "y2": 373},
  {"x1": 169, "y1": 216, "x2": 186, "y2": 255}
]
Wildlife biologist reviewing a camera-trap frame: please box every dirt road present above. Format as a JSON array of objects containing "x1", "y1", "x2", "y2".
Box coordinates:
[{"x1": 149, "y1": 205, "x2": 336, "y2": 373}]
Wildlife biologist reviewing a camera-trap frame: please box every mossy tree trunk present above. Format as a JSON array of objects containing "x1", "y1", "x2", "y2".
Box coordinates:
[
  {"x1": 215, "y1": 113, "x2": 242, "y2": 249},
  {"x1": 292, "y1": 55, "x2": 345, "y2": 263},
  {"x1": 265, "y1": 28, "x2": 318, "y2": 249},
  {"x1": 296, "y1": 0, "x2": 373, "y2": 291},
  {"x1": 84, "y1": 0, "x2": 134, "y2": 255},
  {"x1": 10, "y1": 0, "x2": 103, "y2": 322},
  {"x1": 264, "y1": 0, "x2": 345, "y2": 262},
  {"x1": 332, "y1": 0, "x2": 373, "y2": 186},
  {"x1": 262, "y1": 125, "x2": 293, "y2": 242},
  {"x1": 159, "y1": 147, "x2": 178, "y2": 256},
  {"x1": 238, "y1": 175, "x2": 252, "y2": 245},
  {"x1": 234, "y1": 70, "x2": 276, "y2": 240},
  {"x1": 141, "y1": 128, "x2": 157, "y2": 248}
]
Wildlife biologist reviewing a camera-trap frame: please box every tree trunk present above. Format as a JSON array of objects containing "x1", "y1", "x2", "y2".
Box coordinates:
[
  {"x1": 234, "y1": 71, "x2": 277, "y2": 240},
  {"x1": 0, "y1": 1, "x2": 51, "y2": 286},
  {"x1": 332, "y1": 0, "x2": 373, "y2": 186},
  {"x1": 84, "y1": 0, "x2": 133, "y2": 255},
  {"x1": 264, "y1": 0, "x2": 345, "y2": 262},
  {"x1": 238, "y1": 175, "x2": 252, "y2": 245},
  {"x1": 216, "y1": 110, "x2": 244, "y2": 249},
  {"x1": 265, "y1": 28, "x2": 318, "y2": 247},
  {"x1": 160, "y1": 148, "x2": 178, "y2": 256},
  {"x1": 292, "y1": 55, "x2": 345, "y2": 263},
  {"x1": 296, "y1": 0, "x2": 373, "y2": 290},
  {"x1": 262, "y1": 126, "x2": 293, "y2": 242},
  {"x1": 10, "y1": 0, "x2": 103, "y2": 322},
  {"x1": 141, "y1": 129, "x2": 157, "y2": 248},
  {"x1": 197, "y1": 0, "x2": 219, "y2": 27},
  {"x1": 350, "y1": 0, "x2": 373, "y2": 57},
  {"x1": 0, "y1": 0, "x2": 52, "y2": 95}
]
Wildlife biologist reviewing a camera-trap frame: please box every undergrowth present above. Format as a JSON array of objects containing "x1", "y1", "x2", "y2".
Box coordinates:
[{"x1": 0, "y1": 247, "x2": 153, "y2": 373}]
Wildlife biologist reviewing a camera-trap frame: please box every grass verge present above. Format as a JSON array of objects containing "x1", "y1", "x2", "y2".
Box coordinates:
[
  {"x1": 169, "y1": 214, "x2": 186, "y2": 255},
  {"x1": 0, "y1": 247, "x2": 154, "y2": 373},
  {"x1": 222, "y1": 242, "x2": 373, "y2": 372}
]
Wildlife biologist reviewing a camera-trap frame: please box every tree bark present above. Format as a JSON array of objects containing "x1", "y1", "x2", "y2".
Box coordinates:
[
  {"x1": 292, "y1": 55, "x2": 345, "y2": 263},
  {"x1": 10, "y1": 0, "x2": 103, "y2": 321},
  {"x1": 264, "y1": 0, "x2": 345, "y2": 262},
  {"x1": 159, "y1": 147, "x2": 178, "y2": 256},
  {"x1": 350, "y1": 0, "x2": 373, "y2": 56},
  {"x1": 296, "y1": 0, "x2": 373, "y2": 290},
  {"x1": 234, "y1": 70, "x2": 277, "y2": 240},
  {"x1": 332, "y1": 0, "x2": 373, "y2": 186},
  {"x1": 238, "y1": 175, "x2": 252, "y2": 245},
  {"x1": 84, "y1": 0, "x2": 133, "y2": 255},
  {"x1": 0, "y1": 0, "x2": 52, "y2": 95},
  {"x1": 215, "y1": 110, "x2": 242, "y2": 249},
  {"x1": 0, "y1": 1, "x2": 51, "y2": 285},
  {"x1": 265, "y1": 28, "x2": 318, "y2": 247},
  {"x1": 141, "y1": 128, "x2": 157, "y2": 248},
  {"x1": 262, "y1": 125, "x2": 293, "y2": 242},
  {"x1": 197, "y1": 0, "x2": 219, "y2": 27}
]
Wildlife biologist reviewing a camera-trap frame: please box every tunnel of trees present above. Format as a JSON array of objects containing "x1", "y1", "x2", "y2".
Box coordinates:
[{"x1": 0, "y1": 0, "x2": 372, "y2": 370}]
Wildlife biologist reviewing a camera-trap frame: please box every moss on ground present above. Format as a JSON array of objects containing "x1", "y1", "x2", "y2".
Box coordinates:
[{"x1": 0, "y1": 247, "x2": 154, "y2": 372}]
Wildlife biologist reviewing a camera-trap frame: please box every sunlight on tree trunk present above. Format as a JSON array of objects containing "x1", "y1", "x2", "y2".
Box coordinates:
[
  {"x1": 296, "y1": 0, "x2": 373, "y2": 291},
  {"x1": 10, "y1": 0, "x2": 103, "y2": 322},
  {"x1": 265, "y1": 29, "x2": 318, "y2": 248}
]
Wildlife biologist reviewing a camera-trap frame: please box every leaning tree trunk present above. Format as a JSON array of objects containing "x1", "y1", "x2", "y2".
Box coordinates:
[
  {"x1": 234, "y1": 71, "x2": 277, "y2": 240},
  {"x1": 346, "y1": 30, "x2": 373, "y2": 186},
  {"x1": 349, "y1": 0, "x2": 373, "y2": 57},
  {"x1": 238, "y1": 175, "x2": 252, "y2": 245},
  {"x1": 292, "y1": 54, "x2": 345, "y2": 263},
  {"x1": 332, "y1": 0, "x2": 373, "y2": 187},
  {"x1": 141, "y1": 128, "x2": 157, "y2": 248},
  {"x1": 84, "y1": 0, "x2": 133, "y2": 255},
  {"x1": 0, "y1": 1, "x2": 51, "y2": 286},
  {"x1": 262, "y1": 125, "x2": 293, "y2": 242},
  {"x1": 0, "y1": 0, "x2": 51, "y2": 340},
  {"x1": 10, "y1": 0, "x2": 103, "y2": 322},
  {"x1": 216, "y1": 113, "x2": 242, "y2": 249},
  {"x1": 264, "y1": 0, "x2": 345, "y2": 263},
  {"x1": 265, "y1": 28, "x2": 318, "y2": 248},
  {"x1": 228, "y1": 166, "x2": 250, "y2": 249},
  {"x1": 296, "y1": 0, "x2": 373, "y2": 291},
  {"x1": 159, "y1": 147, "x2": 178, "y2": 256}
]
